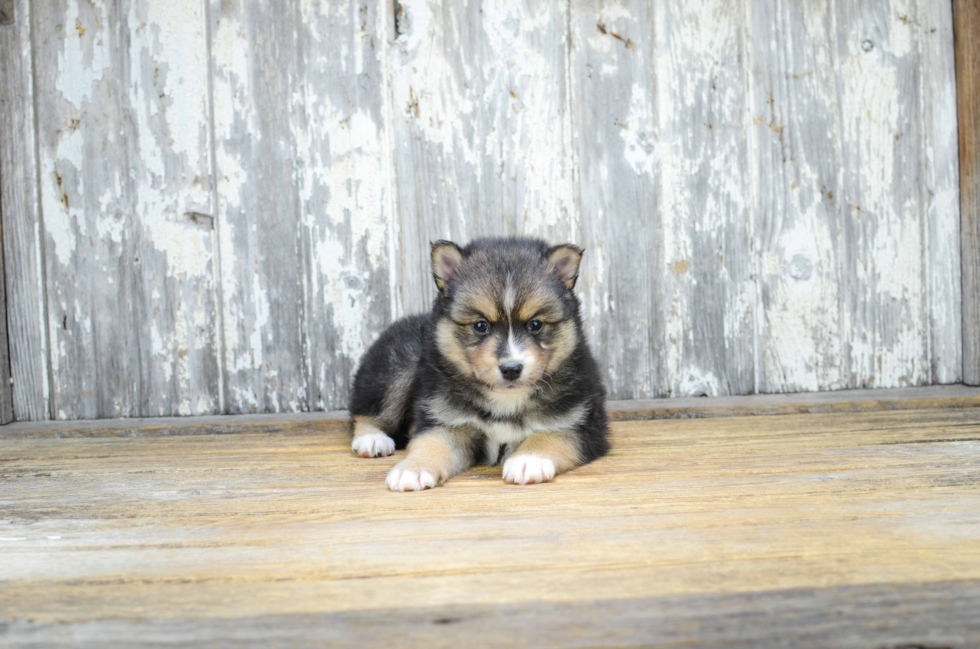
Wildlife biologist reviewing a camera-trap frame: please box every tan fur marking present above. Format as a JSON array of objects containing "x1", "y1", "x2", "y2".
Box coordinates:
[
  {"x1": 523, "y1": 341, "x2": 547, "y2": 377},
  {"x1": 472, "y1": 336, "x2": 501, "y2": 386},
  {"x1": 517, "y1": 289, "x2": 561, "y2": 322},
  {"x1": 451, "y1": 288, "x2": 499, "y2": 323},
  {"x1": 469, "y1": 292, "x2": 500, "y2": 322},
  {"x1": 435, "y1": 319, "x2": 471, "y2": 377},
  {"x1": 513, "y1": 431, "x2": 583, "y2": 474},
  {"x1": 378, "y1": 368, "x2": 414, "y2": 429},
  {"x1": 546, "y1": 320, "x2": 578, "y2": 370},
  {"x1": 399, "y1": 427, "x2": 475, "y2": 483}
]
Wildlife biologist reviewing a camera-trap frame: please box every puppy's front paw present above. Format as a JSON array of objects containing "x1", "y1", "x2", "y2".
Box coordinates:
[
  {"x1": 386, "y1": 463, "x2": 438, "y2": 492},
  {"x1": 502, "y1": 455, "x2": 556, "y2": 485},
  {"x1": 352, "y1": 432, "x2": 395, "y2": 458}
]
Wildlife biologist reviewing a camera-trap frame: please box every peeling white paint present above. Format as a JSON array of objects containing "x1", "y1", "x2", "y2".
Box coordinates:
[
  {"x1": 11, "y1": 0, "x2": 964, "y2": 420},
  {"x1": 620, "y1": 82, "x2": 658, "y2": 177}
]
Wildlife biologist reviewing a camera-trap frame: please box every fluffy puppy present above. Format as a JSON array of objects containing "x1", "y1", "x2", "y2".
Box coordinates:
[{"x1": 349, "y1": 237, "x2": 609, "y2": 491}]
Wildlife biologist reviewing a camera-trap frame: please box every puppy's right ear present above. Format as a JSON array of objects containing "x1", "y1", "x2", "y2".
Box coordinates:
[{"x1": 431, "y1": 240, "x2": 464, "y2": 291}]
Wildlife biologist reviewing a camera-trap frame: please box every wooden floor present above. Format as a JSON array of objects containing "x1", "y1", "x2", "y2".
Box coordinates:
[{"x1": 2, "y1": 389, "x2": 980, "y2": 647}]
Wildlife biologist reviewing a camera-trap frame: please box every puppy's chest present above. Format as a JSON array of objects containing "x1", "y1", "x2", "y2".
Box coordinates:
[
  {"x1": 470, "y1": 419, "x2": 533, "y2": 466},
  {"x1": 476, "y1": 419, "x2": 531, "y2": 447},
  {"x1": 425, "y1": 396, "x2": 585, "y2": 464}
]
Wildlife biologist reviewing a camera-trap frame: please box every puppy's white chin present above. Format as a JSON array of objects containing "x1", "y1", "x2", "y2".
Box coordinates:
[{"x1": 483, "y1": 385, "x2": 532, "y2": 416}]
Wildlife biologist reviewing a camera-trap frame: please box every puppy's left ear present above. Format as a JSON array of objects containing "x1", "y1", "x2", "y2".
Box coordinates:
[
  {"x1": 431, "y1": 240, "x2": 464, "y2": 291},
  {"x1": 546, "y1": 244, "x2": 584, "y2": 290}
]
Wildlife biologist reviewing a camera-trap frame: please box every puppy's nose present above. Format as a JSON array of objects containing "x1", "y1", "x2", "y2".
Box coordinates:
[{"x1": 499, "y1": 362, "x2": 523, "y2": 381}]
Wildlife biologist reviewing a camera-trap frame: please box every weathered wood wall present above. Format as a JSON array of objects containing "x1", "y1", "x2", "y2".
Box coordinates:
[{"x1": 0, "y1": 0, "x2": 963, "y2": 421}]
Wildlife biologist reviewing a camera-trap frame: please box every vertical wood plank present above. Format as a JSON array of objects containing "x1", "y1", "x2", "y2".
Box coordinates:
[
  {"x1": 32, "y1": 0, "x2": 132, "y2": 419},
  {"x1": 211, "y1": 0, "x2": 392, "y2": 413},
  {"x1": 922, "y1": 0, "x2": 962, "y2": 384},
  {"x1": 0, "y1": 0, "x2": 49, "y2": 420},
  {"x1": 387, "y1": 0, "x2": 574, "y2": 317},
  {"x1": 295, "y1": 0, "x2": 392, "y2": 410},
  {"x1": 387, "y1": 0, "x2": 481, "y2": 315},
  {"x1": 0, "y1": 213, "x2": 13, "y2": 424},
  {"x1": 655, "y1": 0, "x2": 754, "y2": 396},
  {"x1": 568, "y1": 2, "x2": 663, "y2": 399},
  {"x1": 955, "y1": 0, "x2": 980, "y2": 385},
  {"x1": 748, "y1": 0, "x2": 845, "y2": 393},
  {"x1": 32, "y1": 0, "x2": 219, "y2": 418},
  {"x1": 126, "y1": 1, "x2": 220, "y2": 416},
  {"x1": 209, "y1": 0, "x2": 306, "y2": 413},
  {"x1": 835, "y1": 0, "x2": 929, "y2": 389}
]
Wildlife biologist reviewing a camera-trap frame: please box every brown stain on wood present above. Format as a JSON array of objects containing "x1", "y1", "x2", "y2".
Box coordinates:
[
  {"x1": 668, "y1": 259, "x2": 689, "y2": 275},
  {"x1": 596, "y1": 23, "x2": 635, "y2": 51}
]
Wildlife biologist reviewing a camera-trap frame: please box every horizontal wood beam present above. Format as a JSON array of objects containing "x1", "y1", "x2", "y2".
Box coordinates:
[{"x1": 3, "y1": 385, "x2": 980, "y2": 438}]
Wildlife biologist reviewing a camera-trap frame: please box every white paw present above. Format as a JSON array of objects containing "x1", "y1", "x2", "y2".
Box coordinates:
[
  {"x1": 352, "y1": 432, "x2": 395, "y2": 458},
  {"x1": 502, "y1": 455, "x2": 556, "y2": 485},
  {"x1": 386, "y1": 464, "x2": 438, "y2": 492}
]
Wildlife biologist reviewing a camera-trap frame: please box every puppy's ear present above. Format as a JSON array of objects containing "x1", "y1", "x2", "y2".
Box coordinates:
[
  {"x1": 431, "y1": 240, "x2": 464, "y2": 291},
  {"x1": 546, "y1": 244, "x2": 584, "y2": 290}
]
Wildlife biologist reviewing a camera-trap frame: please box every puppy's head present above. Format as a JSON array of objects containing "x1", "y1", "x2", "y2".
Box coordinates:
[{"x1": 431, "y1": 238, "x2": 583, "y2": 399}]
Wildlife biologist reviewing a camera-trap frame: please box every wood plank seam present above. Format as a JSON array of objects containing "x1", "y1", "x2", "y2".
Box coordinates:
[
  {"x1": 0, "y1": 0, "x2": 52, "y2": 421},
  {"x1": 26, "y1": 0, "x2": 53, "y2": 421},
  {"x1": 202, "y1": 0, "x2": 227, "y2": 415}
]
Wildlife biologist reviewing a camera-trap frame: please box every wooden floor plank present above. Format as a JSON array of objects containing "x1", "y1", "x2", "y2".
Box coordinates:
[
  {"x1": 5, "y1": 580, "x2": 978, "y2": 648},
  {"x1": 1, "y1": 406, "x2": 979, "y2": 645}
]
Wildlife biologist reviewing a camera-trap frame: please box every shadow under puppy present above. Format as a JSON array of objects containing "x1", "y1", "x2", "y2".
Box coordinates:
[{"x1": 349, "y1": 237, "x2": 609, "y2": 491}]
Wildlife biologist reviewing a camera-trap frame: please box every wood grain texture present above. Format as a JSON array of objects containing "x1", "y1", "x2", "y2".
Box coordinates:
[
  {"x1": 208, "y1": 0, "x2": 306, "y2": 414},
  {"x1": 5, "y1": 580, "x2": 978, "y2": 648},
  {"x1": 0, "y1": 208, "x2": 12, "y2": 424},
  {"x1": 923, "y1": 0, "x2": 963, "y2": 385},
  {"x1": 0, "y1": 0, "x2": 967, "y2": 419},
  {"x1": 1, "y1": 407, "x2": 979, "y2": 645},
  {"x1": 31, "y1": 0, "x2": 219, "y2": 419},
  {"x1": 837, "y1": 0, "x2": 930, "y2": 389},
  {"x1": 748, "y1": 0, "x2": 845, "y2": 394},
  {"x1": 0, "y1": 0, "x2": 49, "y2": 421},
  {"x1": 387, "y1": 0, "x2": 576, "y2": 316},
  {"x1": 295, "y1": 0, "x2": 393, "y2": 412},
  {"x1": 568, "y1": 2, "x2": 663, "y2": 400},
  {"x1": 209, "y1": 0, "x2": 391, "y2": 414},
  {"x1": 656, "y1": 0, "x2": 755, "y2": 398},
  {"x1": 956, "y1": 0, "x2": 980, "y2": 386},
  {"x1": 3, "y1": 384, "x2": 980, "y2": 438}
]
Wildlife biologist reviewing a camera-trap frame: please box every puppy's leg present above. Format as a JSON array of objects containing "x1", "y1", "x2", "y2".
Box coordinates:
[
  {"x1": 502, "y1": 431, "x2": 583, "y2": 485},
  {"x1": 349, "y1": 364, "x2": 416, "y2": 458},
  {"x1": 349, "y1": 316, "x2": 426, "y2": 457},
  {"x1": 386, "y1": 427, "x2": 476, "y2": 492},
  {"x1": 351, "y1": 416, "x2": 396, "y2": 458}
]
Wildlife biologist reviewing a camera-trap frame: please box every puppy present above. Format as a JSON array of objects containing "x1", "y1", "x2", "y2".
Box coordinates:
[{"x1": 349, "y1": 237, "x2": 609, "y2": 491}]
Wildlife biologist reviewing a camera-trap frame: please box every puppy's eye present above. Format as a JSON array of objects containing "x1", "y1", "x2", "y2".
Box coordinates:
[
  {"x1": 472, "y1": 321, "x2": 489, "y2": 335},
  {"x1": 527, "y1": 319, "x2": 544, "y2": 334}
]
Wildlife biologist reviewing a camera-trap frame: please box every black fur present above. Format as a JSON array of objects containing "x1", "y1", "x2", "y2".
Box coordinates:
[
  {"x1": 349, "y1": 237, "x2": 609, "y2": 467},
  {"x1": 348, "y1": 314, "x2": 426, "y2": 448}
]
